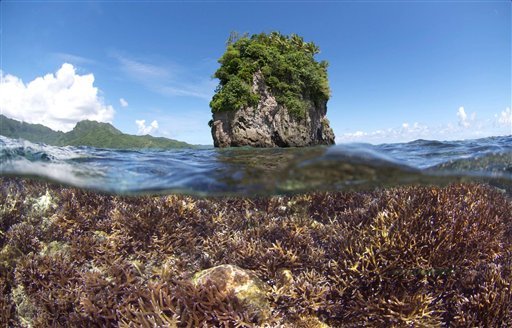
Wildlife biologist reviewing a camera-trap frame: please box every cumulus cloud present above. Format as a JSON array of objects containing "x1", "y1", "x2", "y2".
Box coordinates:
[
  {"x1": 457, "y1": 106, "x2": 469, "y2": 128},
  {"x1": 0, "y1": 63, "x2": 115, "y2": 132},
  {"x1": 119, "y1": 98, "x2": 128, "y2": 107},
  {"x1": 495, "y1": 107, "x2": 512, "y2": 134},
  {"x1": 456, "y1": 106, "x2": 477, "y2": 129},
  {"x1": 337, "y1": 106, "x2": 512, "y2": 144},
  {"x1": 135, "y1": 119, "x2": 158, "y2": 135},
  {"x1": 497, "y1": 107, "x2": 511, "y2": 125}
]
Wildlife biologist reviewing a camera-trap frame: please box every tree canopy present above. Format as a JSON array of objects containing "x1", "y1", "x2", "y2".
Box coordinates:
[{"x1": 210, "y1": 32, "x2": 330, "y2": 119}]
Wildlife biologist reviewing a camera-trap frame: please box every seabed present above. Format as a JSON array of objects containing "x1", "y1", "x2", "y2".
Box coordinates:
[{"x1": 1, "y1": 177, "x2": 511, "y2": 327}]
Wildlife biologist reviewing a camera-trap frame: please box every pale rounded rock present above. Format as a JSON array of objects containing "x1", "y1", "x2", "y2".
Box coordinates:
[{"x1": 192, "y1": 264, "x2": 271, "y2": 319}]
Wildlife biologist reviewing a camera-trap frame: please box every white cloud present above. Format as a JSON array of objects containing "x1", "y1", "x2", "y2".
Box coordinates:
[
  {"x1": 0, "y1": 63, "x2": 115, "y2": 132},
  {"x1": 119, "y1": 98, "x2": 128, "y2": 107},
  {"x1": 115, "y1": 55, "x2": 169, "y2": 80},
  {"x1": 457, "y1": 106, "x2": 470, "y2": 128},
  {"x1": 155, "y1": 84, "x2": 214, "y2": 100},
  {"x1": 497, "y1": 107, "x2": 511, "y2": 125},
  {"x1": 112, "y1": 52, "x2": 214, "y2": 100},
  {"x1": 135, "y1": 119, "x2": 158, "y2": 135},
  {"x1": 337, "y1": 105, "x2": 512, "y2": 144},
  {"x1": 337, "y1": 122, "x2": 431, "y2": 144},
  {"x1": 336, "y1": 107, "x2": 507, "y2": 144},
  {"x1": 53, "y1": 53, "x2": 96, "y2": 66},
  {"x1": 456, "y1": 106, "x2": 477, "y2": 129},
  {"x1": 348, "y1": 131, "x2": 366, "y2": 138},
  {"x1": 495, "y1": 107, "x2": 512, "y2": 134}
]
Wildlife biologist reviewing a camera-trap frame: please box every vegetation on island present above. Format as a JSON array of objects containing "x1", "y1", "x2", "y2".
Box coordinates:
[
  {"x1": 0, "y1": 115, "x2": 193, "y2": 149},
  {"x1": 210, "y1": 32, "x2": 331, "y2": 119},
  {"x1": 1, "y1": 177, "x2": 511, "y2": 326}
]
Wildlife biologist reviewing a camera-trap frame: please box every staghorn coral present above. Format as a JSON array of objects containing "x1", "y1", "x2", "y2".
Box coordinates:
[
  {"x1": 0, "y1": 176, "x2": 510, "y2": 326},
  {"x1": 120, "y1": 279, "x2": 261, "y2": 327}
]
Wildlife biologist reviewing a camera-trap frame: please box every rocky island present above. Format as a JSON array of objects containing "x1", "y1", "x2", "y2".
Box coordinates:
[{"x1": 210, "y1": 32, "x2": 335, "y2": 147}]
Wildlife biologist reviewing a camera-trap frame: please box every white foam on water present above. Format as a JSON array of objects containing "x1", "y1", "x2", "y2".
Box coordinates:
[{"x1": 0, "y1": 157, "x2": 103, "y2": 188}]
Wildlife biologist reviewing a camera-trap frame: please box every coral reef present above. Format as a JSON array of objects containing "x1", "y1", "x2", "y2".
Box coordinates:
[{"x1": 0, "y1": 177, "x2": 511, "y2": 326}]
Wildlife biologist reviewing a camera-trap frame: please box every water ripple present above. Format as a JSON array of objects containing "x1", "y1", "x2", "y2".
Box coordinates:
[{"x1": 1, "y1": 135, "x2": 511, "y2": 195}]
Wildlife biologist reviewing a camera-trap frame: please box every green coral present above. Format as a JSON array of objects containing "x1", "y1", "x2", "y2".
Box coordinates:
[{"x1": 210, "y1": 32, "x2": 330, "y2": 119}]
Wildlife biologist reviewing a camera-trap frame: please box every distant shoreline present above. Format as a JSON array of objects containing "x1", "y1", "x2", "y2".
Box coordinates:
[{"x1": 0, "y1": 114, "x2": 196, "y2": 150}]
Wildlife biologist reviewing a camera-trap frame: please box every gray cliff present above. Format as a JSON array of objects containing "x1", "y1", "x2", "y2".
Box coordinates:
[{"x1": 211, "y1": 73, "x2": 335, "y2": 148}]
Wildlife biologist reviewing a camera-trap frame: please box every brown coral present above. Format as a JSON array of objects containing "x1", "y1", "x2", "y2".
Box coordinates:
[{"x1": 0, "y1": 177, "x2": 511, "y2": 326}]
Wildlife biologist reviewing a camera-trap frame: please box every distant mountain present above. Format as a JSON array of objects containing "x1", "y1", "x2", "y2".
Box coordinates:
[{"x1": 0, "y1": 115, "x2": 193, "y2": 149}]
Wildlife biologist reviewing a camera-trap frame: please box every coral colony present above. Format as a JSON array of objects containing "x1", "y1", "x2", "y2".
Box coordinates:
[{"x1": 1, "y1": 177, "x2": 511, "y2": 326}]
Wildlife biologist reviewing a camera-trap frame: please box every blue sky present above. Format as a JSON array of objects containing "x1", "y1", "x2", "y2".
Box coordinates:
[{"x1": 1, "y1": 0, "x2": 510, "y2": 145}]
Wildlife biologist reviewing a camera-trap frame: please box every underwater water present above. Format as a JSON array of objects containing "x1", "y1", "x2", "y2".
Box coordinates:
[{"x1": 1, "y1": 135, "x2": 512, "y2": 195}]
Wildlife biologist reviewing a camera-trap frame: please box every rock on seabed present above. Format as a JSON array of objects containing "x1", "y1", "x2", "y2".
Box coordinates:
[
  {"x1": 193, "y1": 264, "x2": 271, "y2": 320},
  {"x1": 211, "y1": 72, "x2": 335, "y2": 148}
]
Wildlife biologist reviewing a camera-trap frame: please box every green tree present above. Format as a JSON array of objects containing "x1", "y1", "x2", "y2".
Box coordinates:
[{"x1": 210, "y1": 32, "x2": 330, "y2": 119}]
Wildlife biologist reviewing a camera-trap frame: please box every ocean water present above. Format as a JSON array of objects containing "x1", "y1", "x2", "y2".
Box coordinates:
[{"x1": 1, "y1": 135, "x2": 511, "y2": 196}]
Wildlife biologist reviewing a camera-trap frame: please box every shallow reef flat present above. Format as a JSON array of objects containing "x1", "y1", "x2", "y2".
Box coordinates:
[{"x1": 0, "y1": 177, "x2": 511, "y2": 327}]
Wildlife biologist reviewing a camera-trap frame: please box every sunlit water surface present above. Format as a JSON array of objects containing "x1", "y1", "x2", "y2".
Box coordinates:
[{"x1": 1, "y1": 135, "x2": 511, "y2": 196}]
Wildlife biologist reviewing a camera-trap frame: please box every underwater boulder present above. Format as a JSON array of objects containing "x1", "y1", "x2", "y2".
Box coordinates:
[{"x1": 192, "y1": 264, "x2": 271, "y2": 319}]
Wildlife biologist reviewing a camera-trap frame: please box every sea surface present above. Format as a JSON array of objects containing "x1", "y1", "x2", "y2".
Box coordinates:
[{"x1": 1, "y1": 135, "x2": 511, "y2": 196}]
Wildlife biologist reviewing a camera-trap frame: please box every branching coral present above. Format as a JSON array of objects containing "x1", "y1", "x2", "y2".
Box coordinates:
[{"x1": 0, "y1": 177, "x2": 511, "y2": 326}]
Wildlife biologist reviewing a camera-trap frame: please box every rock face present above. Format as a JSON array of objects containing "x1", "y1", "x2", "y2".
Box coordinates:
[{"x1": 211, "y1": 73, "x2": 335, "y2": 148}]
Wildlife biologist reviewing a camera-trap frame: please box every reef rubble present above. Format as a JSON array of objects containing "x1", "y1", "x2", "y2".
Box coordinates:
[{"x1": 0, "y1": 177, "x2": 511, "y2": 327}]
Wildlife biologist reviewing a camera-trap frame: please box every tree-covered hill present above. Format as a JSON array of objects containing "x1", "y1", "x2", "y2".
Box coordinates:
[
  {"x1": 0, "y1": 115, "x2": 193, "y2": 149},
  {"x1": 210, "y1": 32, "x2": 330, "y2": 119}
]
